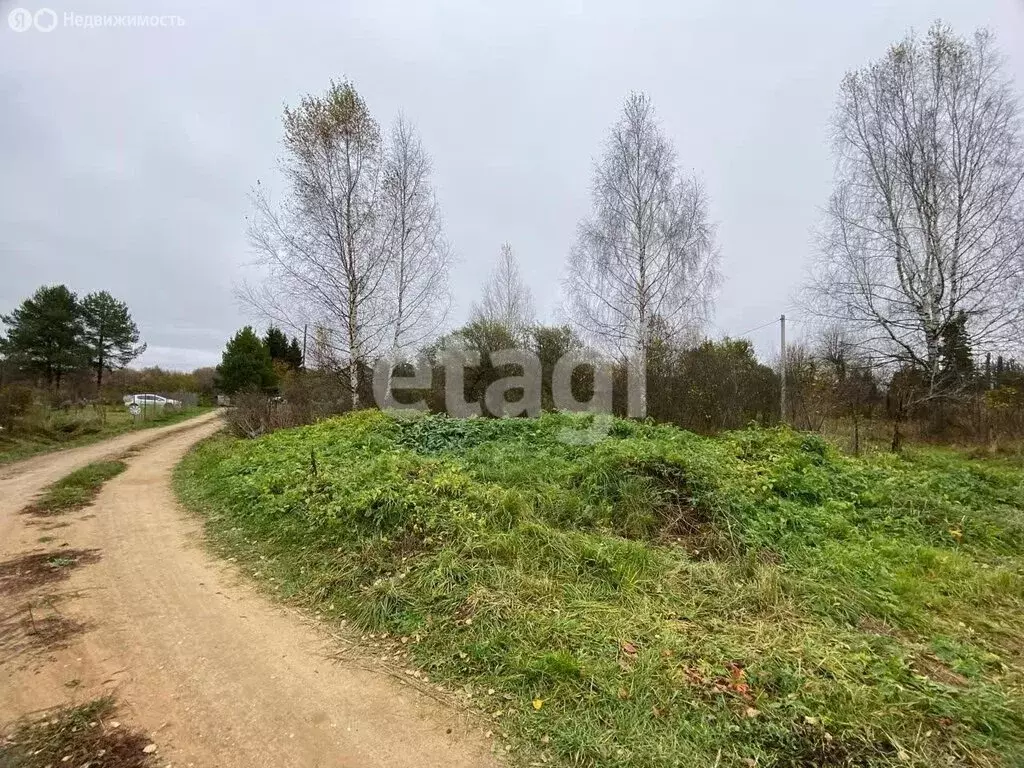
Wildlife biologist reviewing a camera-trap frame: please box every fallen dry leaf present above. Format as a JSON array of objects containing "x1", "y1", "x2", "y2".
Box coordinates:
[
  {"x1": 681, "y1": 667, "x2": 705, "y2": 686},
  {"x1": 726, "y1": 662, "x2": 746, "y2": 681}
]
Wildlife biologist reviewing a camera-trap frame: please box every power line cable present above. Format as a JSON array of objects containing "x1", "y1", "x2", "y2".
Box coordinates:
[
  {"x1": 710, "y1": 307, "x2": 805, "y2": 340},
  {"x1": 734, "y1": 318, "x2": 780, "y2": 337}
]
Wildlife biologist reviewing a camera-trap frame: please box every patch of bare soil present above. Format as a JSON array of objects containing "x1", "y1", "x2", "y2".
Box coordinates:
[
  {"x1": 856, "y1": 615, "x2": 900, "y2": 637},
  {"x1": 661, "y1": 516, "x2": 733, "y2": 559},
  {"x1": 29, "y1": 520, "x2": 72, "y2": 532},
  {"x1": 0, "y1": 602, "x2": 89, "y2": 664},
  {"x1": 0, "y1": 549, "x2": 101, "y2": 597},
  {"x1": 624, "y1": 459, "x2": 736, "y2": 559},
  {"x1": 914, "y1": 653, "x2": 969, "y2": 687}
]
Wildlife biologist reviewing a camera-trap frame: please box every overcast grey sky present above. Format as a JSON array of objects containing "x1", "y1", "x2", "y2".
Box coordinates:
[{"x1": 2, "y1": 0, "x2": 1022, "y2": 369}]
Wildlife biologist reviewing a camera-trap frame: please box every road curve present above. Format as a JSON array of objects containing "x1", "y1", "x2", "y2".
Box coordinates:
[
  {"x1": 0, "y1": 410, "x2": 223, "y2": 553},
  {"x1": 0, "y1": 414, "x2": 498, "y2": 767}
]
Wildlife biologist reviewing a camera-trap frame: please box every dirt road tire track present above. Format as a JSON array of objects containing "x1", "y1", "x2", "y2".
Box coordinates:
[
  {"x1": 0, "y1": 416, "x2": 498, "y2": 767},
  {"x1": 0, "y1": 410, "x2": 224, "y2": 549}
]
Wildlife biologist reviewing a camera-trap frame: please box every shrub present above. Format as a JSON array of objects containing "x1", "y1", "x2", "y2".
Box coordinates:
[
  {"x1": 224, "y1": 391, "x2": 300, "y2": 438},
  {"x1": 0, "y1": 385, "x2": 33, "y2": 433}
]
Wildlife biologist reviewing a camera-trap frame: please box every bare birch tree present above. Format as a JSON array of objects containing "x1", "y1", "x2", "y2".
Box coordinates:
[
  {"x1": 805, "y1": 23, "x2": 1024, "y2": 407},
  {"x1": 471, "y1": 243, "x2": 536, "y2": 338},
  {"x1": 565, "y1": 92, "x2": 719, "y2": 417},
  {"x1": 381, "y1": 115, "x2": 452, "y2": 361},
  {"x1": 245, "y1": 81, "x2": 452, "y2": 408}
]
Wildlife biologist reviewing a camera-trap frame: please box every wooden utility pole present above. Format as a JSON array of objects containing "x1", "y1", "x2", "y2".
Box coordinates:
[{"x1": 780, "y1": 314, "x2": 787, "y2": 424}]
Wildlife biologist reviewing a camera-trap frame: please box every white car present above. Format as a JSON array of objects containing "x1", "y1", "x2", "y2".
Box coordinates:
[{"x1": 123, "y1": 393, "x2": 182, "y2": 408}]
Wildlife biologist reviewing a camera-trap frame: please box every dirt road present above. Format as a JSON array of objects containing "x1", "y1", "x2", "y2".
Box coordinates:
[
  {"x1": 0, "y1": 414, "x2": 497, "y2": 767},
  {"x1": 0, "y1": 411, "x2": 224, "y2": 547}
]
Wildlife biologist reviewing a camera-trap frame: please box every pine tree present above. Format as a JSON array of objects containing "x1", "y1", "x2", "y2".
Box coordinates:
[
  {"x1": 939, "y1": 311, "x2": 975, "y2": 391},
  {"x1": 215, "y1": 327, "x2": 277, "y2": 394},
  {"x1": 80, "y1": 291, "x2": 146, "y2": 389},
  {"x1": 0, "y1": 285, "x2": 85, "y2": 389},
  {"x1": 286, "y1": 337, "x2": 304, "y2": 371},
  {"x1": 263, "y1": 326, "x2": 290, "y2": 363}
]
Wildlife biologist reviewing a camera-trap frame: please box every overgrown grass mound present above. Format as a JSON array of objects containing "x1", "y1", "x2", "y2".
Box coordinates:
[{"x1": 177, "y1": 411, "x2": 1024, "y2": 767}]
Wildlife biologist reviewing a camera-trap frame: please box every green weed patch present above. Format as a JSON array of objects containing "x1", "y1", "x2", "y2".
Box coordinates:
[{"x1": 22, "y1": 460, "x2": 127, "y2": 516}]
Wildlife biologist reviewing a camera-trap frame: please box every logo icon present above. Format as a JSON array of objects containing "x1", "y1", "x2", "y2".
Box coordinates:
[
  {"x1": 8, "y1": 7, "x2": 33, "y2": 31},
  {"x1": 34, "y1": 8, "x2": 57, "y2": 31}
]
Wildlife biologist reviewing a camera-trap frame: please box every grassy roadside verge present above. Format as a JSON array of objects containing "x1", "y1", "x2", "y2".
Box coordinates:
[
  {"x1": 21, "y1": 460, "x2": 128, "y2": 516},
  {"x1": 0, "y1": 697, "x2": 156, "y2": 768},
  {"x1": 0, "y1": 407, "x2": 213, "y2": 466},
  {"x1": 175, "y1": 411, "x2": 1024, "y2": 768}
]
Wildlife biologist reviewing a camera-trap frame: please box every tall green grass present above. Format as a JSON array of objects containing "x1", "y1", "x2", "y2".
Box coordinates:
[{"x1": 176, "y1": 411, "x2": 1024, "y2": 767}]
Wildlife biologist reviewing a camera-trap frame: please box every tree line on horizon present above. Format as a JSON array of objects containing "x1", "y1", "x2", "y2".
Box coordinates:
[
  {"x1": 4, "y1": 21, "x2": 1024, "y2": 448},
  {"x1": 216, "y1": 20, "x2": 1024, "y2": 447}
]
